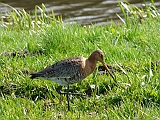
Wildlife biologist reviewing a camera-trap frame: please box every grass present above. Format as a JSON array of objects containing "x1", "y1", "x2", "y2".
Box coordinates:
[{"x1": 0, "y1": 1, "x2": 160, "y2": 120}]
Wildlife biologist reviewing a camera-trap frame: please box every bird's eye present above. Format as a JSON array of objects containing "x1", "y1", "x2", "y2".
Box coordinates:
[{"x1": 100, "y1": 54, "x2": 103, "y2": 58}]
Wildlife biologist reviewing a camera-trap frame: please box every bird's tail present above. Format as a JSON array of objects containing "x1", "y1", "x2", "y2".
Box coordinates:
[{"x1": 30, "y1": 73, "x2": 43, "y2": 79}]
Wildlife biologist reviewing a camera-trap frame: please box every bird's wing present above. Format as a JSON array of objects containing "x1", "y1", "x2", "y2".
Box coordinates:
[{"x1": 32, "y1": 57, "x2": 82, "y2": 78}]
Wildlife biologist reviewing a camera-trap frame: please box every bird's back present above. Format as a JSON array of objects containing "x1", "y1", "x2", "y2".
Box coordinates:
[{"x1": 30, "y1": 56, "x2": 87, "y2": 86}]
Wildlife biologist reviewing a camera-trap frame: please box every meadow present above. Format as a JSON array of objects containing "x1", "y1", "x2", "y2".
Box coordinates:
[{"x1": 0, "y1": 1, "x2": 160, "y2": 120}]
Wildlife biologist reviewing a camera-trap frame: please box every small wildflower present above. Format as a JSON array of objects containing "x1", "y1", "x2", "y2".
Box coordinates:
[
  {"x1": 90, "y1": 84, "x2": 95, "y2": 89},
  {"x1": 141, "y1": 82, "x2": 145, "y2": 86}
]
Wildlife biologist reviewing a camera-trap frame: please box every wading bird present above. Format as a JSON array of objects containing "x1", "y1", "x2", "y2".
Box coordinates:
[{"x1": 30, "y1": 50, "x2": 116, "y2": 111}]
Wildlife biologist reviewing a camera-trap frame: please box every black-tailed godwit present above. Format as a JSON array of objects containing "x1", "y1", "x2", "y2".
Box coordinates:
[{"x1": 30, "y1": 50, "x2": 116, "y2": 110}]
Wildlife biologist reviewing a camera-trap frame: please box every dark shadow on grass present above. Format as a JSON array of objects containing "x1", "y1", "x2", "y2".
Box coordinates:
[
  {"x1": 0, "y1": 83, "x2": 55, "y2": 101},
  {"x1": 1, "y1": 50, "x2": 44, "y2": 57}
]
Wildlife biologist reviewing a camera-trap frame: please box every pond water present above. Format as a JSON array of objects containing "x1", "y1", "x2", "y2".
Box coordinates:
[{"x1": 1, "y1": 0, "x2": 160, "y2": 25}]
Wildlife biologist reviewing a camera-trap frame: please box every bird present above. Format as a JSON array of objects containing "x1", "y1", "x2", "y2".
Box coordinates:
[{"x1": 30, "y1": 50, "x2": 116, "y2": 111}]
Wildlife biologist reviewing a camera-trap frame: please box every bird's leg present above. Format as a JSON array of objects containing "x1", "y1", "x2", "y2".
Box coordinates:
[
  {"x1": 56, "y1": 86, "x2": 70, "y2": 111},
  {"x1": 57, "y1": 86, "x2": 86, "y2": 97},
  {"x1": 57, "y1": 86, "x2": 63, "y2": 94},
  {"x1": 60, "y1": 91, "x2": 86, "y2": 96},
  {"x1": 57, "y1": 86, "x2": 69, "y2": 95},
  {"x1": 57, "y1": 85, "x2": 70, "y2": 111},
  {"x1": 67, "y1": 84, "x2": 70, "y2": 111}
]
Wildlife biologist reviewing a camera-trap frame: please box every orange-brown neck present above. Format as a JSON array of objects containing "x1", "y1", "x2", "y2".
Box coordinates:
[{"x1": 85, "y1": 57, "x2": 97, "y2": 76}]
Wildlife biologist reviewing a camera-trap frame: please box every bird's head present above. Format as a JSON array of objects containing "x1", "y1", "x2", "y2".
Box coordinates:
[
  {"x1": 89, "y1": 50, "x2": 105, "y2": 63},
  {"x1": 88, "y1": 50, "x2": 116, "y2": 82}
]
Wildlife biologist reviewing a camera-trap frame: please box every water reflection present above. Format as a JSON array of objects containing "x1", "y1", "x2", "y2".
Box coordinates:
[{"x1": 1, "y1": 0, "x2": 160, "y2": 25}]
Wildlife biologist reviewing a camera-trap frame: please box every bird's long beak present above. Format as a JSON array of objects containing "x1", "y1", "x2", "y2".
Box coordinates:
[{"x1": 102, "y1": 61, "x2": 116, "y2": 83}]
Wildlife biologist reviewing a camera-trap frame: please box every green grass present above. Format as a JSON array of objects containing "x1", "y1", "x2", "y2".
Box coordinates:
[{"x1": 0, "y1": 2, "x2": 160, "y2": 120}]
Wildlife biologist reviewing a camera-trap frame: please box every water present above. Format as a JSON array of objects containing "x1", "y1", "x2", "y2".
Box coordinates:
[{"x1": 1, "y1": 0, "x2": 160, "y2": 25}]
